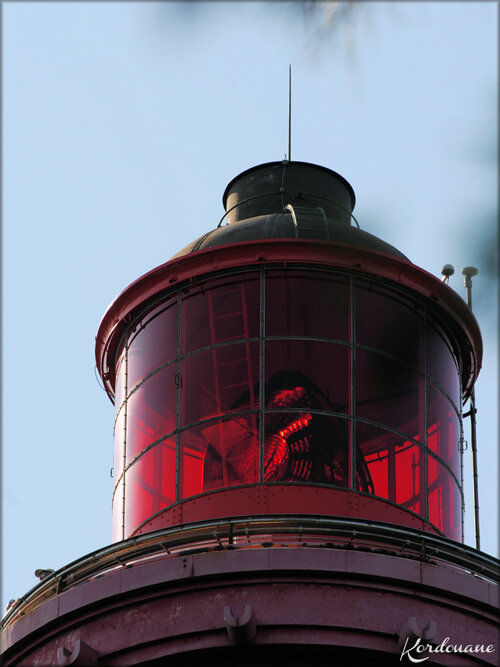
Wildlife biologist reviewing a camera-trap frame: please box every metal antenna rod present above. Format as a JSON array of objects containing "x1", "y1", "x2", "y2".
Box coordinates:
[
  {"x1": 461, "y1": 266, "x2": 480, "y2": 550},
  {"x1": 288, "y1": 64, "x2": 292, "y2": 162}
]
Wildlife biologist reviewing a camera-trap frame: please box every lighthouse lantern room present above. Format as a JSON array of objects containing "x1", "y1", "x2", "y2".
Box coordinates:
[{"x1": 96, "y1": 161, "x2": 480, "y2": 544}]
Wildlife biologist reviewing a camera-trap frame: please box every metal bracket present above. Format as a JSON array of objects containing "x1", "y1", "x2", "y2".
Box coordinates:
[
  {"x1": 224, "y1": 604, "x2": 257, "y2": 645},
  {"x1": 285, "y1": 204, "x2": 328, "y2": 239},
  {"x1": 397, "y1": 615, "x2": 438, "y2": 651},
  {"x1": 57, "y1": 639, "x2": 100, "y2": 665}
]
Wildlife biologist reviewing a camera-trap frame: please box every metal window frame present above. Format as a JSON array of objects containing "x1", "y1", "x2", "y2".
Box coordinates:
[{"x1": 113, "y1": 263, "x2": 466, "y2": 541}]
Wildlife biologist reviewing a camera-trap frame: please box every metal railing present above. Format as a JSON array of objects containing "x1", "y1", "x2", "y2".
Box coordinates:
[
  {"x1": 218, "y1": 190, "x2": 360, "y2": 228},
  {"x1": 2, "y1": 516, "x2": 498, "y2": 630}
]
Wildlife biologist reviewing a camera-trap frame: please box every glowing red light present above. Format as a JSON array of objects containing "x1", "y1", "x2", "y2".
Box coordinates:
[
  {"x1": 265, "y1": 410, "x2": 314, "y2": 482},
  {"x1": 263, "y1": 434, "x2": 289, "y2": 481},
  {"x1": 269, "y1": 387, "x2": 306, "y2": 408},
  {"x1": 278, "y1": 413, "x2": 311, "y2": 439}
]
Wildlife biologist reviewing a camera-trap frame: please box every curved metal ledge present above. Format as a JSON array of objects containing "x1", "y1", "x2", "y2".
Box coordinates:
[{"x1": 2, "y1": 516, "x2": 498, "y2": 630}]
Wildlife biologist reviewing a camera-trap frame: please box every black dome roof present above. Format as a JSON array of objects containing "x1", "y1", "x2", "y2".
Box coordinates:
[{"x1": 172, "y1": 161, "x2": 408, "y2": 261}]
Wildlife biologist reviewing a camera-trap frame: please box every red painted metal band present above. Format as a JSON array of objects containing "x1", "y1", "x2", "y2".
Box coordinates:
[{"x1": 130, "y1": 485, "x2": 441, "y2": 539}]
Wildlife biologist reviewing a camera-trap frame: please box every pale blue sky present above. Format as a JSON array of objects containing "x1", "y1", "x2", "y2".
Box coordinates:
[{"x1": 3, "y1": 1, "x2": 498, "y2": 611}]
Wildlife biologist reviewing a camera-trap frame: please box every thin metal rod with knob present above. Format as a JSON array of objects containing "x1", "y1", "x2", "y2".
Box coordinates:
[
  {"x1": 288, "y1": 64, "x2": 292, "y2": 162},
  {"x1": 462, "y1": 266, "x2": 480, "y2": 550},
  {"x1": 441, "y1": 264, "x2": 455, "y2": 283}
]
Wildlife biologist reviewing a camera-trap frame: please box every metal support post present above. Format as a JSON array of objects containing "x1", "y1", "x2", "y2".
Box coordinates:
[{"x1": 461, "y1": 266, "x2": 480, "y2": 550}]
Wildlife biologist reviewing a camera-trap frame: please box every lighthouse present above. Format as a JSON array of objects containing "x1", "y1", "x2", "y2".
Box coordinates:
[{"x1": 1, "y1": 161, "x2": 498, "y2": 665}]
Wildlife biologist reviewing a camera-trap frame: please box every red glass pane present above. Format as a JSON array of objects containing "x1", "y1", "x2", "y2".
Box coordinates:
[
  {"x1": 428, "y1": 453, "x2": 461, "y2": 540},
  {"x1": 447, "y1": 478, "x2": 461, "y2": 541},
  {"x1": 358, "y1": 422, "x2": 393, "y2": 501},
  {"x1": 356, "y1": 349, "x2": 422, "y2": 438},
  {"x1": 357, "y1": 420, "x2": 424, "y2": 515},
  {"x1": 426, "y1": 322, "x2": 460, "y2": 407},
  {"x1": 364, "y1": 450, "x2": 388, "y2": 500},
  {"x1": 394, "y1": 440, "x2": 423, "y2": 516},
  {"x1": 124, "y1": 440, "x2": 176, "y2": 535},
  {"x1": 113, "y1": 406, "x2": 125, "y2": 481},
  {"x1": 182, "y1": 273, "x2": 260, "y2": 353},
  {"x1": 114, "y1": 346, "x2": 126, "y2": 408},
  {"x1": 356, "y1": 283, "x2": 424, "y2": 371},
  {"x1": 180, "y1": 415, "x2": 259, "y2": 498},
  {"x1": 112, "y1": 478, "x2": 124, "y2": 542},
  {"x1": 263, "y1": 412, "x2": 352, "y2": 488},
  {"x1": 181, "y1": 343, "x2": 259, "y2": 427},
  {"x1": 127, "y1": 298, "x2": 178, "y2": 391},
  {"x1": 265, "y1": 341, "x2": 349, "y2": 414},
  {"x1": 265, "y1": 270, "x2": 349, "y2": 340},
  {"x1": 126, "y1": 366, "x2": 177, "y2": 465},
  {"x1": 427, "y1": 384, "x2": 460, "y2": 479}
]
